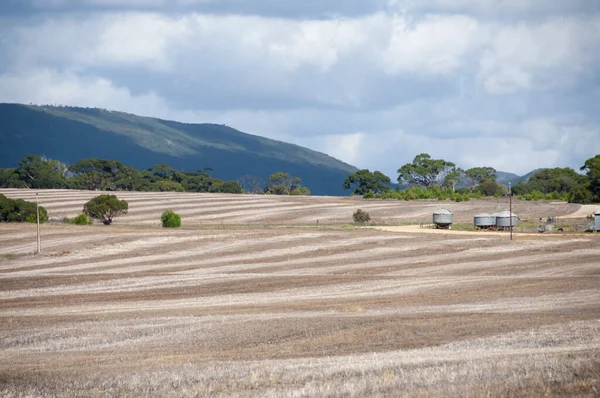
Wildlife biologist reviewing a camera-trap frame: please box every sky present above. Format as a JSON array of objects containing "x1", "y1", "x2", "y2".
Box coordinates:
[{"x1": 1, "y1": 0, "x2": 599, "y2": 178}]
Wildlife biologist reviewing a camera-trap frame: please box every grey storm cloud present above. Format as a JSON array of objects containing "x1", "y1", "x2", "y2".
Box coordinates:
[
  {"x1": 0, "y1": 0, "x2": 599, "y2": 177},
  {"x1": 4, "y1": 0, "x2": 391, "y2": 18}
]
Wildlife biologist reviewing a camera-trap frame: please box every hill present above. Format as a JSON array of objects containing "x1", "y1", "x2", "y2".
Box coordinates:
[
  {"x1": 517, "y1": 168, "x2": 545, "y2": 182},
  {"x1": 0, "y1": 104, "x2": 357, "y2": 195},
  {"x1": 495, "y1": 171, "x2": 522, "y2": 186}
]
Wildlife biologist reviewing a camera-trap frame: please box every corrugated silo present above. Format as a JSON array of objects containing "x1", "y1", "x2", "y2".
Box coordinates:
[
  {"x1": 495, "y1": 210, "x2": 518, "y2": 229},
  {"x1": 595, "y1": 208, "x2": 600, "y2": 232},
  {"x1": 474, "y1": 213, "x2": 496, "y2": 229},
  {"x1": 433, "y1": 208, "x2": 453, "y2": 229}
]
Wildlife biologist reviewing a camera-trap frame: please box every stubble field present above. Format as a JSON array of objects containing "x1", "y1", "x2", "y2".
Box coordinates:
[{"x1": 1, "y1": 189, "x2": 599, "y2": 397}]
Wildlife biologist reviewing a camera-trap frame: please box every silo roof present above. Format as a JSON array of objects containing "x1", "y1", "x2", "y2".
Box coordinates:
[
  {"x1": 494, "y1": 210, "x2": 517, "y2": 217},
  {"x1": 433, "y1": 208, "x2": 453, "y2": 215},
  {"x1": 474, "y1": 213, "x2": 492, "y2": 217},
  {"x1": 595, "y1": 208, "x2": 600, "y2": 215}
]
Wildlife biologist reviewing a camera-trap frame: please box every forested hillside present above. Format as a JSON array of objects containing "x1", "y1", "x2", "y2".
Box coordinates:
[{"x1": 0, "y1": 104, "x2": 357, "y2": 195}]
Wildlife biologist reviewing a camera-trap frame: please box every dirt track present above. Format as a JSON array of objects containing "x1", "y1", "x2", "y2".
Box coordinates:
[{"x1": 1, "y1": 189, "x2": 599, "y2": 396}]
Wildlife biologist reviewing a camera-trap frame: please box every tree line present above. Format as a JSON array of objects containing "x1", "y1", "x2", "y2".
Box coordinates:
[
  {"x1": 343, "y1": 153, "x2": 600, "y2": 204},
  {"x1": 0, "y1": 155, "x2": 310, "y2": 196}
]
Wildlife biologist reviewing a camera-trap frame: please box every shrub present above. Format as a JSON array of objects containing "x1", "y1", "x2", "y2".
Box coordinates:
[
  {"x1": 72, "y1": 214, "x2": 92, "y2": 225},
  {"x1": 161, "y1": 209, "x2": 181, "y2": 228},
  {"x1": 0, "y1": 194, "x2": 48, "y2": 223},
  {"x1": 83, "y1": 194, "x2": 128, "y2": 225},
  {"x1": 290, "y1": 186, "x2": 311, "y2": 196},
  {"x1": 517, "y1": 190, "x2": 569, "y2": 202},
  {"x1": 363, "y1": 191, "x2": 375, "y2": 199},
  {"x1": 353, "y1": 209, "x2": 371, "y2": 224}
]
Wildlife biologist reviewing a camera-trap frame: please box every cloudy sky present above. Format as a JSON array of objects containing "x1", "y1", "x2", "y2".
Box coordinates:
[{"x1": 1, "y1": 0, "x2": 599, "y2": 178}]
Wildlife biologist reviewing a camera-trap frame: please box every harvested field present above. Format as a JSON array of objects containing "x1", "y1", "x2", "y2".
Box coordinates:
[
  {"x1": 1, "y1": 189, "x2": 599, "y2": 397},
  {"x1": 0, "y1": 188, "x2": 585, "y2": 225}
]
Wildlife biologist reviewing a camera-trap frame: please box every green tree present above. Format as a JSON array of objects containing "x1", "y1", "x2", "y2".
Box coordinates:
[
  {"x1": 291, "y1": 186, "x2": 311, "y2": 195},
  {"x1": 443, "y1": 167, "x2": 462, "y2": 191},
  {"x1": 530, "y1": 168, "x2": 583, "y2": 194},
  {"x1": 568, "y1": 183, "x2": 594, "y2": 204},
  {"x1": 265, "y1": 172, "x2": 293, "y2": 195},
  {"x1": 264, "y1": 172, "x2": 308, "y2": 195},
  {"x1": 69, "y1": 158, "x2": 126, "y2": 190},
  {"x1": 83, "y1": 194, "x2": 128, "y2": 225},
  {"x1": 152, "y1": 180, "x2": 185, "y2": 192},
  {"x1": 113, "y1": 166, "x2": 142, "y2": 191},
  {"x1": 477, "y1": 179, "x2": 507, "y2": 196},
  {"x1": 397, "y1": 154, "x2": 458, "y2": 188},
  {"x1": 209, "y1": 180, "x2": 244, "y2": 194},
  {"x1": 465, "y1": 167, "x2": 497, "y2": 187},
  {"x1": 16, "y1": 155, "x2": 67, "y2": 189},
  {"x1": 343, "y1": 169, "x2": 391, "y2": 195},
  {"x1": 581, "y1": 154, "x2": 600, "y2": 201},
  {"x1": 151, "y1": 164, "x2": 182, "y2": 182},
  {"x1": 512, "y1": 168, "x2": 584, "y2": 195},
  {"x1": 181, "y1": 173, "x2": 212, "y2": 192},
  {"x1": 0, "y1": 168, "x2": 22, "y2": 188}
]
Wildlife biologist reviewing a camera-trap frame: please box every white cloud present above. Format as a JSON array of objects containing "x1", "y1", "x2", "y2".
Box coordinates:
[
  {"x1": 11, "y1": 12, "x2": 487, "y2": 78},
  {"x1": 13, "y1": 13, "x2": 190, "y2": 71},
  {"x1": 320, "y1": 132, "x2": 366, "y2": 166},
  {"x1": 478, "y1": 17, "x2": 600, "y2": 94},
  {"x1": 94, "y1": 14, "x2": 191, "y2": 69},
  {"x1": 266, "y1": 18, "x2": 372, "y2": 72},
  {"x1": 0, "y1": 69, "x2": 170, "y2": 118},
  {"x1": 382, "y1": 14, "x2": 482, "y2": 75}
]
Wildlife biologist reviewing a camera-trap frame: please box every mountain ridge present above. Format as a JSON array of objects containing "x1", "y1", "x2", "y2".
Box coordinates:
[
  {"x1": 0, "y1": 103, "x2": 550, "y2": 195},
  {"x1": 0, "y1": 103, "x2": 357, "y2": 195}
]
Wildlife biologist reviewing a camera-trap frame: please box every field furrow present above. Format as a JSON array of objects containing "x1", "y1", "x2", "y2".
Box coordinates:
[{"x1": 0, "y1": 189, "x2": 599, "y2": 397}]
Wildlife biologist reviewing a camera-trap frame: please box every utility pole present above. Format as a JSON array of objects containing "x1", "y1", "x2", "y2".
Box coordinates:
[
  {"x1": 509, "y1": 182, "x2": 513, "y2": 241},
  {"x1": 36, "y1": 192, "x2": 41, "y2": 254}
]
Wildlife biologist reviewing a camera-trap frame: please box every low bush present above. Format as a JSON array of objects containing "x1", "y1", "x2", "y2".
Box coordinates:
[
  {"x1": 518, "y1": 190, "x2": 569, "y2": 201},
  {"x1": 368, "y1": 187, "x2": 482, "y2": 201},
  {"x1": 161, "y1": 209, "x2": 181, "y2": 228},
  {"x1": 72, "y1": 214, "x2": 93, "y2": 225},
  {"x1": 353, "y1": 209, "x2": 371, "y2": 224},
  {"x1": 362, "y1": 191, "x2": 375, "y2": 199}
]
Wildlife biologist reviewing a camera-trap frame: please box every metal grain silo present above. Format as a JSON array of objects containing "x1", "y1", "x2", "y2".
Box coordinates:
[
  {"x1": 495, "y1": 210, "x2": 518, "y2": 228},
  {"x1": 433, "y1": 208, "x2": 453, "y2": 229},
  {"x1": 474, "y1": 213, "x2": 496, "y2": 228},
  {"x1": 595, "y1": 208, "x2": 600, "y2": 231}
]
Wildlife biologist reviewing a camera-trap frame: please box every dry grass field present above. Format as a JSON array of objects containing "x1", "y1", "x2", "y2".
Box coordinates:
[{"x1": 1, "y1": 189, "x2": 599, "y2": 397}]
